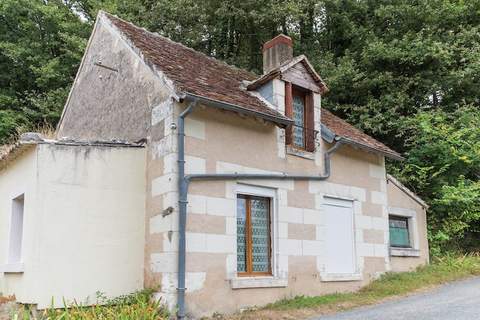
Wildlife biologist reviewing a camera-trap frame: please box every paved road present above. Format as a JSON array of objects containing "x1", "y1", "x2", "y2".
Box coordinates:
[{"x1": 312, "y1": 277, "x2": 480, "y2": 320}]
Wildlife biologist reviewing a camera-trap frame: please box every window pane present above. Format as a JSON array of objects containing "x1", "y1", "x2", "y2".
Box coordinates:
[
  {"x1": 236, "y1": 197, "x2": 247, "y2": 273},
  {"x1": 9, "y1": 195, "x2": 24, "y2": 264},
  {"x1": 389, "y1": 217, "x2": 410, "y2": 247},
  {"x1": 250, "y1": 198, "x2": 270, "y2": 272},
  {"x1": 293, "y1": 95, "x2": 305, "y2": 148}
]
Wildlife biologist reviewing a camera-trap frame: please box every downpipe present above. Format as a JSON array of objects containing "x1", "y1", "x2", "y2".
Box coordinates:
[
  {"x1": 177, "y1": 101, "x2": 196, "y2": 320},
  {"x1": 176, "y1": 99, "x2": 344, "y2": 319}
]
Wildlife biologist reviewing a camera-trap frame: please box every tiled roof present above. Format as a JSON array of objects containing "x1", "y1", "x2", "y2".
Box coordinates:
[
  {"x1": 321, "y1": 109, "x2": 402, "y2": 159},
  {"x1": 104, "y1": 13, "x2": 401, "y2": 160},
  {"x1": 105, "y1": 13, "x2": 289, "y2": 123}
]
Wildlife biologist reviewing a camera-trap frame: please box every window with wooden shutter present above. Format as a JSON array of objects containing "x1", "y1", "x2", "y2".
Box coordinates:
[{"x1": 284, "y1": 82, "x2": 315, "y2": 152}]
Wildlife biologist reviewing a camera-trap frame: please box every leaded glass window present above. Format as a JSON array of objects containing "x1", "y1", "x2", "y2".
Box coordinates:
[
  {"x1": 236, "y1": 195, "x2": 271, "y2": 275},
  {"x1": 237, "y1": 197, "x2": 247, "y2": 273},
  {"x1": 389, "y1": 216, "x2": 410, "y2": 248},
  {"x1": 292, "y1": 95, "x2": 305, "y2": 148}
]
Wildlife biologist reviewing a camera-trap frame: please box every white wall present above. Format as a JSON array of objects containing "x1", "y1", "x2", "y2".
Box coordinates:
[
  {"x1": 0, "y1": 147, "x2": 37, "y2": 300},
  {"x1": 0, "y1": 143, "x2": 146, "y2": 308}
]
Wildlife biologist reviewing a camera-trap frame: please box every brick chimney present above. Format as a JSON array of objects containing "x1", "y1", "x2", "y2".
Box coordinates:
[{"x1": 262, "y1": 34, "x2": 293, "y2": 74}]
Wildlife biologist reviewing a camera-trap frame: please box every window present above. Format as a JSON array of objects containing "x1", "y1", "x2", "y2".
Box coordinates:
[
  {"x1": 237, "y1": 195, "x2": 271, "y2": 276},
  {"x1": 389, "y1": 216, "x2": 410, "y2": 248},
  {"x1": 8, "y1": 194, "x2": 25, "y2": 264},
  {"x1": 292, "y1": 91, "x2": 306, "y2": 148},
  {"x1": 284, "y1": 82, "x2": 316, "y2": 152}
]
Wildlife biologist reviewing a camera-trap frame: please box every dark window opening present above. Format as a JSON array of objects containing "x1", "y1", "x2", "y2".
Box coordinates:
[{"x1": 389, "y1": 216, "x2": 411, "y2": 248}]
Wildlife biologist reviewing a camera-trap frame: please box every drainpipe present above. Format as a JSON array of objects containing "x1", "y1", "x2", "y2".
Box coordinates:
[
  {"x1": 186, "y1": 140, "x2": 343, "y2": 183},
  {"x1": 176, "y1": 100, "x2": 344, "y2": 319},
  {"x1": 177, "y1": 101, "x2": 196, "y2": 320}
]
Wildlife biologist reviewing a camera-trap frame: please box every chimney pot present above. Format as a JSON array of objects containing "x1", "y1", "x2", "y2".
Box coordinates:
[{"x1": 262, "y1": 34, "x2": 293, "y2": 74}]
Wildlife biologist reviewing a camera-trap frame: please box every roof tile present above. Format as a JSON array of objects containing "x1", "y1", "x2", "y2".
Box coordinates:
[
  {"x1": 321, "y1": 109, "x2": 401, "y2": 159},
  {"x1": 106, "y1": 13, "x2": 288, "y2": 121},
  {"x1": 105, "y1": 13, "x2": 400, "y2": 159}
]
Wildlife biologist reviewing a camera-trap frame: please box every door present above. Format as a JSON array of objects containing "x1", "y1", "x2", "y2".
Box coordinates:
[{"x1": 324, "y1": 197, "x2": 356, "y2": 274}]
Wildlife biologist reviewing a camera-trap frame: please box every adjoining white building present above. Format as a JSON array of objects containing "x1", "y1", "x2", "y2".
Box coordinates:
[{"x1": 0, "y1": 138, "x2": 145, "y2": 308}]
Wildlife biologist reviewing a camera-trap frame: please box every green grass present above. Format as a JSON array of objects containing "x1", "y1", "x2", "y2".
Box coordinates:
[
  {"x1": 9, "y1": 254, "x2": 480, "y2": 320},
  {"x1": 13, "y1": 289, "x2": 169, "y2": 320},
  {"x1": 266, "y1": 253, "x2": 480, "y2": 311}
]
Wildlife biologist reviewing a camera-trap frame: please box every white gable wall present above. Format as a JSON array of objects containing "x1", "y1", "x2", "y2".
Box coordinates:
[{"x1": 0, "y1": 144, "x2": 146, "y2": 308}]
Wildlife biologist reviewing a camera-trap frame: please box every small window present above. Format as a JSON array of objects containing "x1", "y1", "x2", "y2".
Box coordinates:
[
  {"x1": 9, "y1": 194, "x2": 25, "y2": 264},
  {"x1": 237, "y1": 195, "x2": 271, "y2": 276},
  {"x1": 292, "y1": 90, "x2": 306, "y2": 149},
  {"x1": 389, "y1": 216, "x2": 410, "y2": 248}
]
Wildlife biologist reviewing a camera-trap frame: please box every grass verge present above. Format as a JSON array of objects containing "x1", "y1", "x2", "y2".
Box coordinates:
[
  {"x1": 12, "y1": 289, "x2": 169, "y2": 320},
  {"x1": 211, "y1": 253, "x2": 480, "y2": 320}
]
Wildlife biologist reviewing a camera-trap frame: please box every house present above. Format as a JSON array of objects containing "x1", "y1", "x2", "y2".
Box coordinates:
[{"x1": 0, "y1": 11, "x2": 429, "y2": 319}]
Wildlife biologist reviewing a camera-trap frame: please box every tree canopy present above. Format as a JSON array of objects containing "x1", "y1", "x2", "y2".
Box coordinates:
[{"x1": 1, "y1": 0, "x2": 479, "y2": 253}]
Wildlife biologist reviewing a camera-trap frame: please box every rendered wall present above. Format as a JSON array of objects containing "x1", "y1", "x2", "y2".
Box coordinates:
[
  {"x1": 57, "y1": 13, "x2": 168, "y2": 142},
  {"x1": 0, "y1": 144, "x2": 146, "y2": 309},
  {"x1": 0, "y1": 147, "x2": 37, "y2": 302},
  {"x1": 387, "y1": 180, "x2": 429, "y2": 272},
  {"x1": 145, "y1": 99, "x2": 394, "y2": 317}
]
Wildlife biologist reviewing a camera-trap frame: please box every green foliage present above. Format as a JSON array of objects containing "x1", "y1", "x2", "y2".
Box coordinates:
[
  {"x1": 1, "y1": 0, "x2": 478, "y2": 253},
  {"x1": 393, "y1": 106, "x2": 480, "y2": 253},
  {"x1": 0, "y1": 0, "x2": 89, "y2": 144},
  {"x1": 14, "y1": 289, "x2": 169, "y2": 319}
]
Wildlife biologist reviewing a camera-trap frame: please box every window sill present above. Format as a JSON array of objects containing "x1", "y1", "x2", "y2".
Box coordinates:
[
  {"x1": 231, "y1": 277, "x2": 288, "y2": 289},
  {"x1": 0, "y1": 263, "x2": 24, "y2": 274},
  {"x1": 390, "y1": 247, "x2": 420, "y2": 257},
  {"x1": 286, "y1": 146, "x2": 314, "y2": 160},
  {"x1": 320, "y1": 273, "x2": 362, "y2": 282}
]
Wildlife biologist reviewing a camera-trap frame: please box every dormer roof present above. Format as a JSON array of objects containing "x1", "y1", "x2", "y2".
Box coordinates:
[{"x1": 247, "y1": 55, "x2": 328, "y2": 94}]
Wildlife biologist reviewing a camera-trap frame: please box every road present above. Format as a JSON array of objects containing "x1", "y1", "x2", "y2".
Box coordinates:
[{"x1": 312, "y1": 277, "x2": 480, "y2": 320}]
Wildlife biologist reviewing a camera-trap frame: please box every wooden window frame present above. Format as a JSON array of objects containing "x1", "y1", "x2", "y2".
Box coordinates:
[
  {"x1": 389, "y1": 215, "x2": 411, "y2": 248},
  {"x1": 237, "y1": 194, "x2": 272, "y2": 277},
  {"x1": 285, "y1": 82, "x2": 316, "y2": 152}
]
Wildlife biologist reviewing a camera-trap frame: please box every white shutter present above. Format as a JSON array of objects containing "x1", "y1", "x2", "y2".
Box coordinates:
[{"x1": 324, "y1": 197, "x2": 356, "y2": 274}]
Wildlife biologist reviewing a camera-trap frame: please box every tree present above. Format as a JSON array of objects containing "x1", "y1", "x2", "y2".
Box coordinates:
[
  {"x1": 0, "y1": 0, "x2": 89, "y2": 143},
  {"x1": 390, "y1": 106, "x2": 480, "y2": 253}
]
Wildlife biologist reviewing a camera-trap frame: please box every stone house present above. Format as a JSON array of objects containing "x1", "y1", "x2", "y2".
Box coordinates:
[{"x1": 0, "y1": 12, "x2": 429, "y2": 319}]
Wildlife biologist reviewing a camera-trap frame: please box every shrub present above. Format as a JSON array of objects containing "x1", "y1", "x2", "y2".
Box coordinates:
[{"x1": 13, "y1": 289, "x2": 169, "y2": 320}]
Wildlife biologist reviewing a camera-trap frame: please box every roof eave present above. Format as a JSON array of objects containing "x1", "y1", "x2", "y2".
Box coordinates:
[
  {"x1": 339, "y1": 137, "x2": 404, "y2": 161},
  {"x1": 340, "y1": 137, "x2": 404, "y2": 161},
  {"x1": 183, "y1": 92, "x2": 293, "y2": 128},
  {"x1": 387, "y1": 174, "x2": 429, "y2": 209},
  {"x1": 246, "y1": 56, "x2": 329, "y2": 95},
  {"x1": 320, "y1": 129, "x2": 403, "y2": 161}
]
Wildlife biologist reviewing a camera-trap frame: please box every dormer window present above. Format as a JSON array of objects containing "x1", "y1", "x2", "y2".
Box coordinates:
[
  {"x1": 292, "y1": 89, "x2": 306, "y2": 148},
  {"x1": 285, "y1": 82, "x2": 315, "y2": 153}
]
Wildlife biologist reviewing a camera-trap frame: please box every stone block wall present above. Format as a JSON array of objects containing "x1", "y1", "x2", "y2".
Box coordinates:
[{"x1": 142, "y1": 104, "x2": 393, "y2": 317}]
